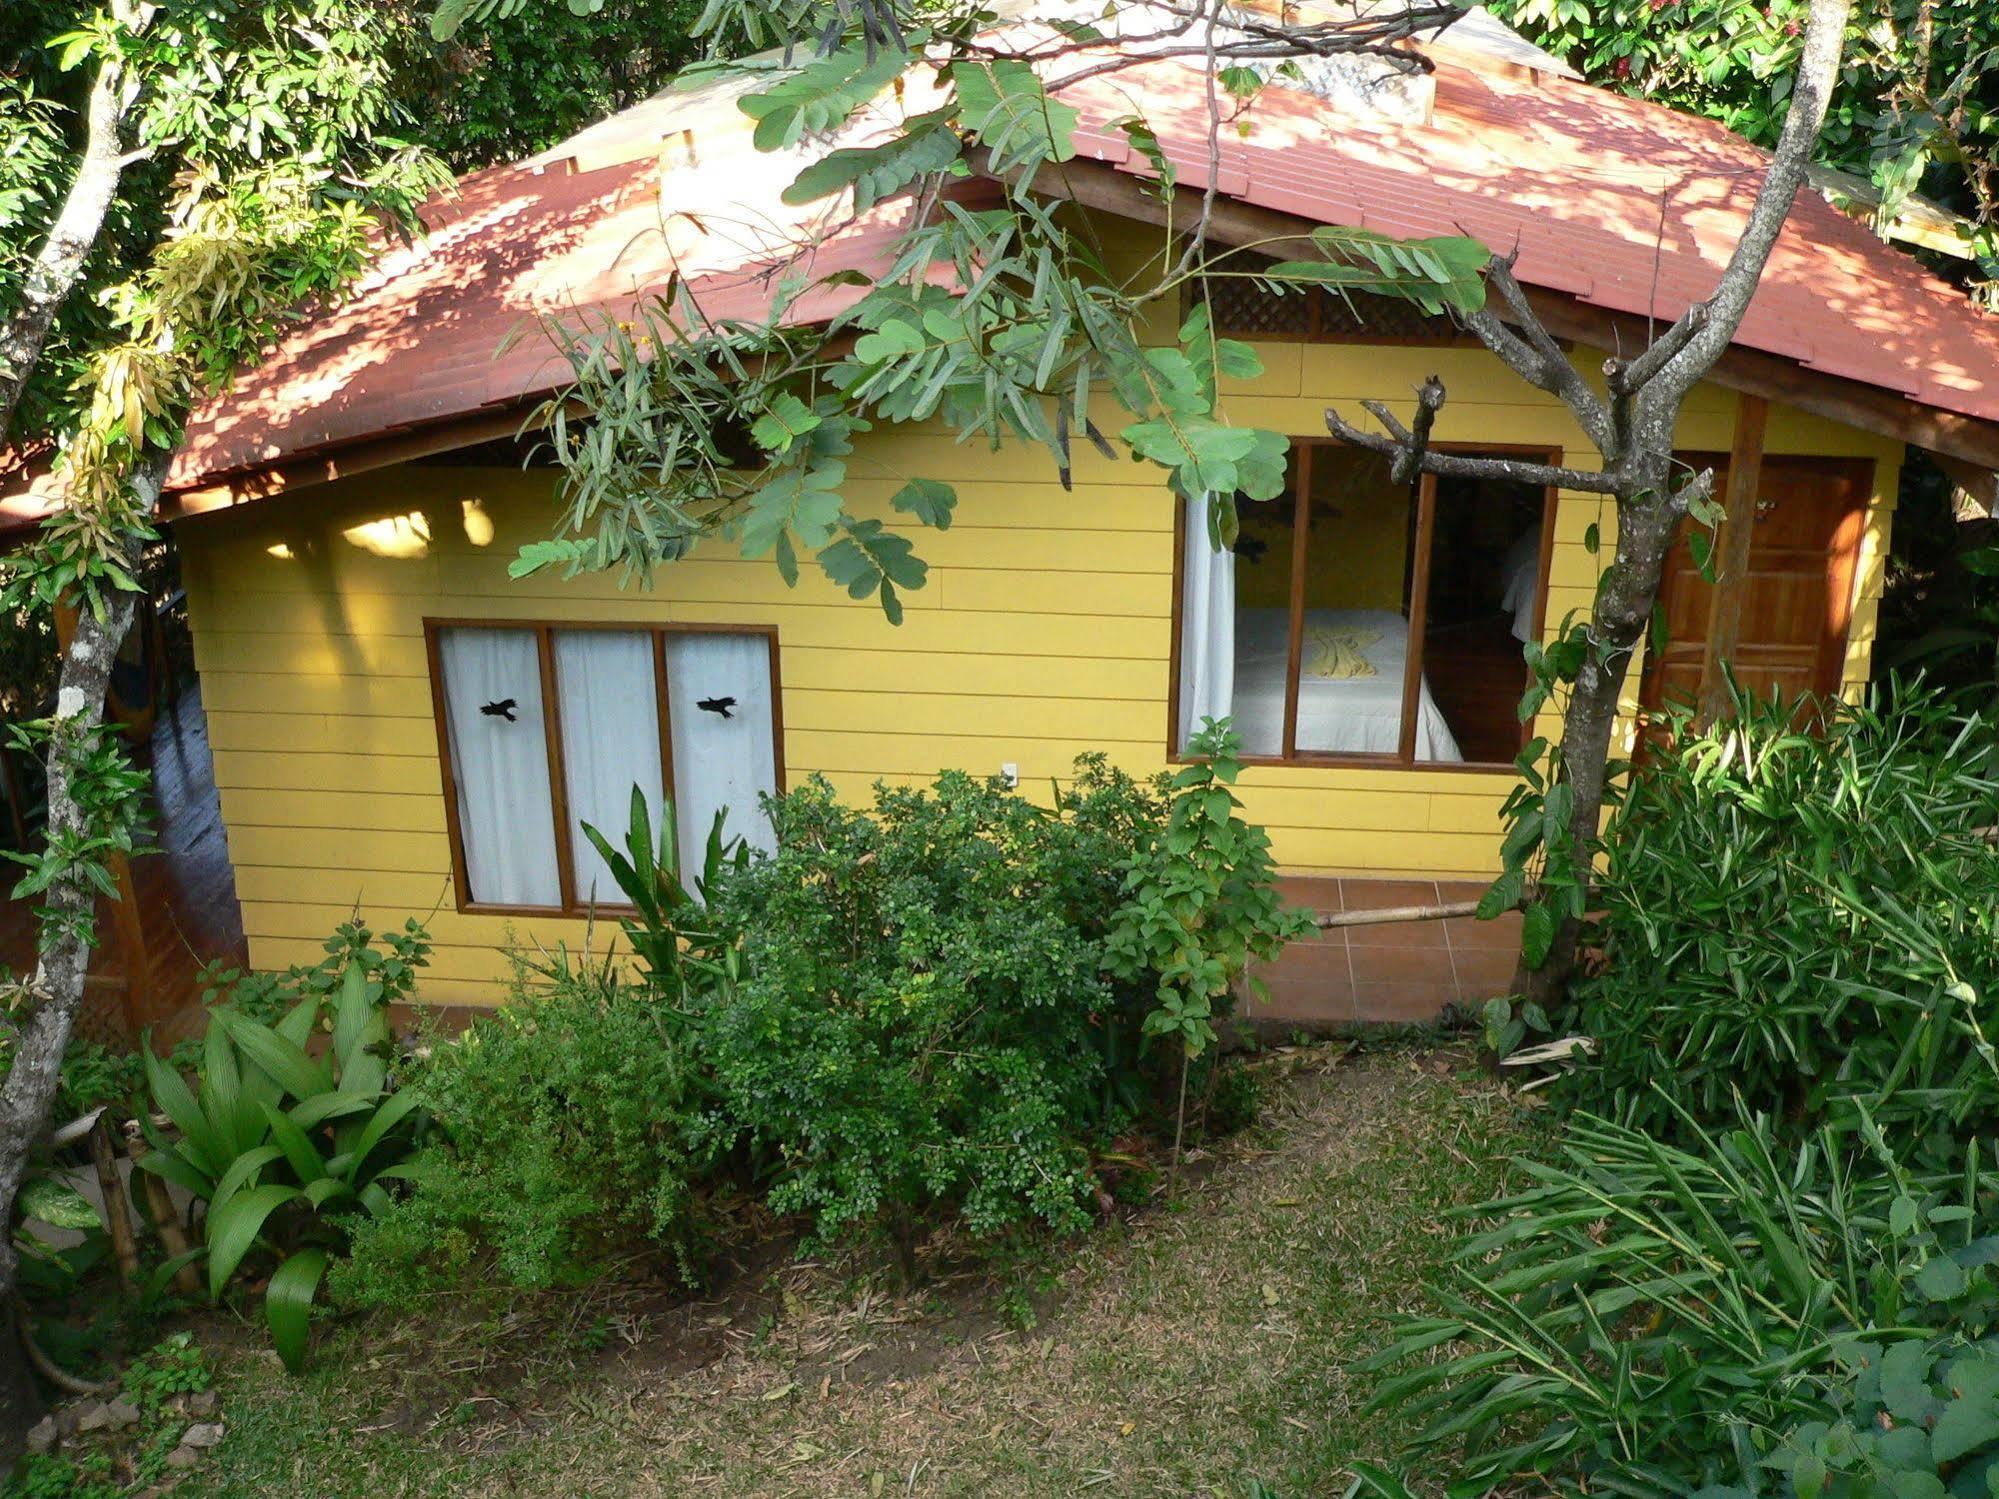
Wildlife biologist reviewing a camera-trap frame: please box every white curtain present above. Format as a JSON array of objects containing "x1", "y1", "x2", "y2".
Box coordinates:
[
  {"x1": 438, "y1": 627, "x2": 561, "y2": 907},
  {"x1": 553, "y1": 630, "x2": 665, "y2": 909},
  {"x1": 1177, "y1": 492, "x2": 1237, "y2": 752},
  {"x1": 663, "y1": 633, "x2": 778, "y2": 884}
]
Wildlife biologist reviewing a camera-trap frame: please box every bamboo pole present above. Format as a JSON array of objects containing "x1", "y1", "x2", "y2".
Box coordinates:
[
  {"x1": 121, "y1": 1121, "x2": 199, "y2": 1295},
  {"x1": 1316, "y1": 899, "x2": 1482, "y2": 930},
  {"x1": 87, "y1": 1120, "x2": 138, "y2": 1292}
]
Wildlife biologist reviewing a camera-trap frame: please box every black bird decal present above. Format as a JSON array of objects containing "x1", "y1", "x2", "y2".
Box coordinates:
[
  {"x1": 696, "y1": 696, "x2": 736, "y2": 719},
  {"x1": 480, "y1": 698, "x2": 517, "y2": 723}
]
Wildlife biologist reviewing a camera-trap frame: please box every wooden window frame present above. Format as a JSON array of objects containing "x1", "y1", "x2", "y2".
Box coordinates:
[
  {"x1": 423, "y1": 618, "x2": 786, "y2": 917},
  {"x1": 1167, "y1": 439, "x2": 1562, "y2": 775}
]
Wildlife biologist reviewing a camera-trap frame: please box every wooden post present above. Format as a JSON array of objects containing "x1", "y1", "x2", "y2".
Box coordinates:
[{"x1": 1697, "y1": 392, "x2": 1770, "y2": 724}]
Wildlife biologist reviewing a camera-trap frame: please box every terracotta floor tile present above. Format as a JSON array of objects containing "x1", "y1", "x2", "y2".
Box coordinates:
[
  {"x1": 1339, "y1": 878, "x2": 1441, "y2": 910},
  {"x1": 1346, "y1": 915, "x2": 1447, "y2": 950},
  {"x1": 1443, "y1": 913, "x2": 1523, "y2": 951},
  {"x1": 1435, "y1": 879, "x2": 1494, "y2": 902},
  {"x1": 1276, "y1": 875, "x2": 1343, "y2": 913}
]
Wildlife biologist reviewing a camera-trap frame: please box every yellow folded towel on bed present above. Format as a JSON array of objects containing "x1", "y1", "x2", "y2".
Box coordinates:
[{"x1": 1303, "y1": 625, "x2": 1380, "y2": 680}]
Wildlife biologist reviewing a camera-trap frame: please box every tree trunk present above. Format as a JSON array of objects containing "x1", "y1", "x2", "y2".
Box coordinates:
[
  {"x1": 0, "y1": 4, "x2": 148, "y2": 441},
  {"x1": 0, "y1": 458, "x2": 162, "y2": 1454},
  {"x1": 1513, "y1": 464, "x2": 1685, "y2": 1002},
  {"x1": 0, "y1": 1303, "x2": 38, "y2": 1473}
]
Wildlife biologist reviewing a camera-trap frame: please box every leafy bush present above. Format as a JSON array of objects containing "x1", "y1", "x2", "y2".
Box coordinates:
[
  {"x1": 1560, "y1": 685, "x2": 1999, "y2": 1159},
  {"x1": 1359, "y1": 1105, "x2": 1999, "y2": 1497},
  {"x1": 1106, "y1": 721, "x2": 1311, "y2": 1152},
  {"x1": 702, "y1": 759, "x2": 1171, "y2": 1249},
  {"x1": 141, "y1": 920, "x2": 429, "y2": 1370},
  {"x1": 333, "y1": 955, "x2": 714, "y2": 1309}
]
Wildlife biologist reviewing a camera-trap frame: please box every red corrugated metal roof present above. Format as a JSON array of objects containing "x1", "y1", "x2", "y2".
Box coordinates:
[
  {"x1": 5, "y1": 36, "x2": 1996, "y2": 532},
  {"x1": 1063, "y1": 51, "x2": 1999, "y2": 419}
]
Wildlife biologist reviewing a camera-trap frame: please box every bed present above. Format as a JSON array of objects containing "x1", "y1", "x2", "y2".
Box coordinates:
[{"x1": 1229, "y1": 607, "x2": 1463, "y2": 761}]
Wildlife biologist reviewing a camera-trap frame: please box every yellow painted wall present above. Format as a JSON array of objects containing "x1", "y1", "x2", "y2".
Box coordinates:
[{"x1": 176, "y1": 340, "x2": 1902, "y2": 1006}]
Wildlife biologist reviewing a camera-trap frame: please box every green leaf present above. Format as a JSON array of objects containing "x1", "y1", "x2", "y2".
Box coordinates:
[
  {"x1": 265, "y1": 1248, "x2": 330, "y2": 1374},
  {"x1": 1916, "y1": 1255, "x2": 1970, "y2": 1301},
  {"x1": 1520, "y1": 900, "x2": 1558, "y2": 969},
  {"x1": 138, "y1": 1248, "x2": 204, "y2": 1310},
  {"x1": 216, "y1": 1012, "x2": 329, "y2": 1101},
  {"x1": 1882, "y1": 1340, "x2": 1942, "y2": 1424},
  {"x1": 890, "y1": 478, "x2": 956, "y2": 529},
  {"x1": 739, "y1": 463, "x2": 846, "y2": 559},
  {"x1": 209, "y1": 1144, "x2": 286, "y2": 1225},
  {"x1": 343, "y1": 1090, "x2": 423, "y2": 1184},
  {"x1": 738, "y1": 46, "x2": 907, "y2": 152},
  {"x1": 782, "y1": 111, "x2": 962, "y2": 212},
  {"x1": 1478, "y1": 866, "x2": 1526, "y2": 921},
  {"x1": 508, "y1": 537, "x2": 591, "y2": 580},
  {"x1": 954, "y1": 59, "x2": 1079, "y2": 174},
  {"x1": 750, "y1": 392, "x2": 822, "y2": 456},
  {"x1": 205, "y1": 1184, "x2": 302, "y2": 1300},
  {"x1": 144, "y1": 1048, "x2": 219, "y2": 1177},
  {"x1": 259, "y1": 1102, "x2": 329, "y2": 1185},
  {"x1": 18, "y1": 1177, "x2": 101, "y2": 1232}
]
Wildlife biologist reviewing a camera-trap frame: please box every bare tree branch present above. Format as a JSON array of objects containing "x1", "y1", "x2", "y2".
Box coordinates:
[
  {"x1": 1469, "y1": 257, "x2": 1616, "y2": 454},
  {"x1": 0, "y1": 3, "x2": 153, "y2": 441},
  {"x1": 1644, "y1": 0, "x2": 1854, "y2": 412},
  {"x1": 1326, "y1": 397, "x2": 1623, "y2": 494},
  {"x1": 1603, "y1": 301, "x2": 1706, "y2": 396}
]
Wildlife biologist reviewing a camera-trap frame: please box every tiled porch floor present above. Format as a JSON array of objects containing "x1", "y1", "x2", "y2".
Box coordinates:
[{"x1": 1246, "y1": 876, "x2": 1522, "y2": 1027}]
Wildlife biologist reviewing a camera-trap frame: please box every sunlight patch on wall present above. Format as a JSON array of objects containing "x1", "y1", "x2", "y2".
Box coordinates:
[
  {"x1": 461, "y1": 498, "x2": 495, "y2": 548},
  {"x1": 343, "y1": 511, "x2": 431, "y2": 559}
]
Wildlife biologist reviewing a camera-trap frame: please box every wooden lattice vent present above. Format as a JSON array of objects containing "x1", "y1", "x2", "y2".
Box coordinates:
[{"x1": 1201, "y1": 272, "x2": 1471, "y2": 345}]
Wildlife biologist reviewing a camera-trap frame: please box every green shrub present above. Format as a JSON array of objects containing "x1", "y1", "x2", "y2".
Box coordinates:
[
  {"x1": 1561, "y1": 684, "x2": 1999, "y2": 1159},
  {"x1": 1106, "y1": 721, "x2": 1311, "y2": 1154},
  {"x1": 334, "y1": 956, "x2": 714, "y2": 1308},
  {"x1": 702, "y1": 760, "x2": 1170, "y2": 1249},
  {"x1": 141, "y1": 920, "x2": 429, "y2": 1370},
  {"x1": 1359, "y1": 1106, "x2": 1999, "y2": 1497}
]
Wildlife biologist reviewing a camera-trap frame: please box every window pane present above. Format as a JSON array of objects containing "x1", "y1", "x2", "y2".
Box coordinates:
[
  {"x1": 1227, "y1": 468, "x2": 1300, "y2": 757},
  {"x1": 1288, "y1": 448, "x2": 1459, "y2": 759},
  {"x1": 553, "y1": 630, "x2": 665, "y2": 909},
  {"x1": 1418, "y1": 469, "x2": 1549, "y2": 763},
  {"x1": 437, "y1": 627, "x2": 561, "y2": 907},
  {"x1": 663, "y1": 632, "x2": 778, "y2": 885}
]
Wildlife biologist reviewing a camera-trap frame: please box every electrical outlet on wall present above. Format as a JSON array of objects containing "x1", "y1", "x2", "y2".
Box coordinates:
[{"x1": 1000, "y1": 762, "x2": 1019, "y2": 788}]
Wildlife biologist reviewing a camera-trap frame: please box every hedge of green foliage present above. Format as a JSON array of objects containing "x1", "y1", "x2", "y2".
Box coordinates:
[
  {"x1": 324, "y1": 736, "x2": 1299, "y2": 1315},
  {"x1": 1361, "y1": 686, "x2": 1999, "y2": 1498},
  {"x1": 331, "y1": 956, "x2": 717, "y2": 1311},
  {"x1": 1567, "y1": 685, "x2": 1999, "y2": 1163}
]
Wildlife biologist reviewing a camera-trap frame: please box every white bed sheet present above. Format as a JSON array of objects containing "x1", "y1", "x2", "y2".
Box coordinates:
[{"x1": 1230, "y1": 608, "x2": 1462, "y2": 761}]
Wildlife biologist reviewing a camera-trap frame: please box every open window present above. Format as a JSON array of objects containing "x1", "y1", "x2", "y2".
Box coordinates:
[
  {"x1": 426, "y1": 621, "x2": 783, "y2": 912},
  {"x1": 1174, "y1": 441, "x2": 1554, "y2": 767}
]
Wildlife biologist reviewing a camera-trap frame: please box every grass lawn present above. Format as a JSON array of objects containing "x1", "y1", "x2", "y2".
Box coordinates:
[{"x1": 182, "y1": 1042, "x2": 1528, "y2": 1497}]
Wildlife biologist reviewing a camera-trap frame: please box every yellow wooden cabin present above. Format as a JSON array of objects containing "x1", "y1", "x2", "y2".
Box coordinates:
[{"x1": 7, "y1": 13, "x2": 1996, "y2": 1026}]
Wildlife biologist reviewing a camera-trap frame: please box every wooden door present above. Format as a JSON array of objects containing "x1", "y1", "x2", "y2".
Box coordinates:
[{"x1": 1641, "y1": 455, "x2": 1873, "y2": 715}]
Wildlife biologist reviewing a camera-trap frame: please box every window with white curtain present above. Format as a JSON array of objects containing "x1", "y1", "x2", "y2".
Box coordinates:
[{"x1": 430, "y1": 623, "x2": 781, "y2": 911}]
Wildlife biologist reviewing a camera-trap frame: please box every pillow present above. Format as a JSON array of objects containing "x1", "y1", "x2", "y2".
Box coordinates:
[{"x1": 1303, "y1": 626, "x2": 1379, "y2": 680}]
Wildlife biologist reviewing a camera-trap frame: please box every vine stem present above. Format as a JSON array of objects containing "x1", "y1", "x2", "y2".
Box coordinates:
[{"x1": 1171, "y1": 1042, "x2": 1191, "y2": 1189}]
